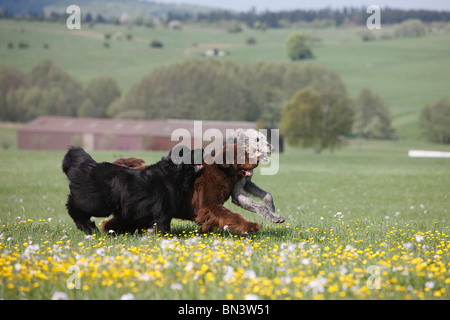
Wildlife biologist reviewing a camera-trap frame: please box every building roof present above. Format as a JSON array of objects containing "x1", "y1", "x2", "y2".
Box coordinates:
[{"x1": 18, "y1": 116, "x2": 255, "y2": 137}]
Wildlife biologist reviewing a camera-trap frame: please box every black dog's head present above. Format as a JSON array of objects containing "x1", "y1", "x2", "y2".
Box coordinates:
[{"x1": 162, "y1": 145, "x2": 205, "y2": 176}]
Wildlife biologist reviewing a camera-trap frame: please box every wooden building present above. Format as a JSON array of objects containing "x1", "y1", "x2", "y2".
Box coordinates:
[{"x1": 17, "y1": 116, "x2": 256, "y2": 151}]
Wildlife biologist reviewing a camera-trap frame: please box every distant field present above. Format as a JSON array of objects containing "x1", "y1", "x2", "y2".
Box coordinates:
[
  {"x1": 1, "y1": 18, "x2": 449, "y2": 300},
  {"x1": 0, "y1": 139, "x2": 449, "y2": 299},
  {"x1": 1, "y1": 20, "x2": 450, "y2": 138}
]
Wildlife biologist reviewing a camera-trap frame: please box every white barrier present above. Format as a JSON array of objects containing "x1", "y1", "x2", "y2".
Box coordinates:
[{"x1": 408, "y1": 150, "x2": 450, "y2": 158}]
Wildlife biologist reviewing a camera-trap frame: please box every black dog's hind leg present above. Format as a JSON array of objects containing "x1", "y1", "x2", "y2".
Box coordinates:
[
  {"x1": 101, "y1": 216, "x2": 136, "y2": 235},
  {"x1": 66, "y1": 194, "x2": 98, "y2": 234}
]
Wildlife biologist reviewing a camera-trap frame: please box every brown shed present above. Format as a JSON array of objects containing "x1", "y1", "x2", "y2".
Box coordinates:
[{"x1": 17, "y1": 116, "x2": 256, "y2": 151}]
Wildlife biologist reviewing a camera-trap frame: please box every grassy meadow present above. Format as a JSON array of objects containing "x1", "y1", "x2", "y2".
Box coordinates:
[{"x1": 0, "y1": 137, "x2": 449, "y2": 300}]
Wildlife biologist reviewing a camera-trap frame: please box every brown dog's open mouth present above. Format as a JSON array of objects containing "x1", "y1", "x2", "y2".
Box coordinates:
[
  {"x1": 194, "y1": 164, "x2": 204, "y2": 173},
  {"x1": 241, "y1": 169, "x2": 253, "y2": 177}
]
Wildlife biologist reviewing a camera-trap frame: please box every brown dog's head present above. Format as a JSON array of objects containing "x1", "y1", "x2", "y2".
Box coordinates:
[{"x1": 206, "y1": 144, "x2": 258, "y2": 178}]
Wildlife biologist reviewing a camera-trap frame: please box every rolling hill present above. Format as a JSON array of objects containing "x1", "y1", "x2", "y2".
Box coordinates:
[{"x1": 1, "y1": 17, "x2": 450, "y2": 139}]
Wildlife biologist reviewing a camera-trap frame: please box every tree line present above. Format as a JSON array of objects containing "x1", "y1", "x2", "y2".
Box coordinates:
[
  {"x1": 0, "y1": 60, "x2": 119, "y2": 122},
  {"x1": 0, "y1": 59, "x2": 448, "y2": 150},
  {"x1": 2, "y1": 4, "x2": 450, "y2": 29},
  {"x1": 178, "y1": 7, "x2": 450, "y2": 28}
]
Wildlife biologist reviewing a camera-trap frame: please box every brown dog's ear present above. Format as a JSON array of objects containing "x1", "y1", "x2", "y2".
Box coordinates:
[{"x1": 205, "y1": 146, "x2": 232, "y2": 168}]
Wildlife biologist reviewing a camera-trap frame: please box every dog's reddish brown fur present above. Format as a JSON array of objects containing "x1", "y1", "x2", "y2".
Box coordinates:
[
  {"x1": 111, "y1": 144, "x2": 261, "y2": 234},
  {"x1": 112, "y1": 157, "x2": 146, "y2": 169}
]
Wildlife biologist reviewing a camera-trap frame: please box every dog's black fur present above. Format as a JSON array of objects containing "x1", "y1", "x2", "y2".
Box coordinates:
[{"x1": 62, "y1": 146, "x2": 204, "y2": 235}]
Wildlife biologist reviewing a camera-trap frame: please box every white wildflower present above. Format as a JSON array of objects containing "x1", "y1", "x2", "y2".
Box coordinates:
[
  {"x1": 185, "y1": 262, "x2": 195, "y2": 272},
  {"x1": 137, "y1": 273, "x2": 152, "y2": 282},
  {"x1": 425, "y1": 281, "x2": 434, "y2": 289},
  {"x1": 51, "y1": 291, "x2": 69, "y2": 300},
  {"x1": 120, "y1": 293, "x2": 135, "y2": 300},
  {"x1": 403, "y1": 242, "x2": 413, "y2": 249},
  {"x1": 301, "y1": 258, "x2": 310, "y2": 265},
  {"x1": 306, "y1": 275, "x2": 327, "y2": 295},
  {"x1": 243, "y1": 269, "x2": 256, "y2": 279},
  {"x1": 223, "y1": 266, "x2": 235, "y2": 282},
  {"x1": 171, "y1": 283, "x2": 183, "y2": 291}
]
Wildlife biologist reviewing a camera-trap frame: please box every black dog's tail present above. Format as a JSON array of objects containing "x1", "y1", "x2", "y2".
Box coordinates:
[{"x1": 62, "y1": 146, "x2": 95, "y2": 175}]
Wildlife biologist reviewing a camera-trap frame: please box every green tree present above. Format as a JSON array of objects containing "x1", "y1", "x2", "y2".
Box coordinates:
[
  {"x1": 420, "y1": 98, "x2": 450, "y2": 144},
  {"x1": 281, "y1": 88, "x2": 322, "y2": 149},
  {"x1": 285, "y1": 33, "x2": 313, "y2": 61},
  {"x1": 0, "y1": 66, "x2": 24, "y2": 121},
  {"x1": 281, "y1": 87, "x2": 353, "y2": 153},
  {"x1": 354, "y1": 88, "x2": 393, "y2": 139},
  {"x1": 29, "y1": 59, "x2": 84, "y2": 117},
  {"x1": 83, "y1": 75, "x2": 120, "y2": 118},
  {"x1": 121, "y1": 59, "x2": 253, "y2": 121}
]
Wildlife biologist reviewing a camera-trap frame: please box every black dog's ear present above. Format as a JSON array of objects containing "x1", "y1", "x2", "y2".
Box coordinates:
[
  {"x1": 161, "y1": 150, "x2": 172, "y2": 162},
  {"x1": 167, "y1": 145, "x2": 192, "y2": 165}
]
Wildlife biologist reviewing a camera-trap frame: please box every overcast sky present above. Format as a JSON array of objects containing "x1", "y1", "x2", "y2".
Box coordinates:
[{"x1": 150, "y1": 0, "x2": 450, "y2": 12}]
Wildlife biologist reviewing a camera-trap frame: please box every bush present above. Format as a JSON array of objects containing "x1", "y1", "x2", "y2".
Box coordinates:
[
  {"x1": 246, "y1": 37, "x2": 257, "y2": 45},
  {"x1": 359, "y1": 30, "x2": 376, "y2": 41},
  {"x1": 150, "y1": 40, "x2": 163, "y2": 48},
  {"x1": 354, "y1": 88, "x2": 393, "y2": 139},
  {"x1": 285, "y1": 33, "x2": 313, "y2": 61},
  {"x1": 420, "y1": 98, "x2": 450, "y2": 143},
  {"x1": 227, "y1": 22, "x2": 242, "y2": 33},
  {"x1": 394, "y1": 19, "x2": 426, "y2": 37}
]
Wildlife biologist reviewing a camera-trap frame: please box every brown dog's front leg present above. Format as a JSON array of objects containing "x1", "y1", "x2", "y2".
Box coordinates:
[{"x1": 196, "y1": 205, "x2": 261, "y2": 234}]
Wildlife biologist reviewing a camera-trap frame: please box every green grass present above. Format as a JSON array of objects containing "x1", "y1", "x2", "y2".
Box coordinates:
[
  {"x1": 1, "y1": 19, "x2": 450, "y2": 299},
  {"x1": 1, "y1": 21, "x2": 450, "y2": 138},
  {"x1": 0, "y1": 140, "x2": 449, "y2": 299}
]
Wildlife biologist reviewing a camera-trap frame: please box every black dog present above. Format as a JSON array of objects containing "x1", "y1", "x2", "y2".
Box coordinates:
[{"x1": 62, "y1": 146, "x2": 204, "y2": 235}]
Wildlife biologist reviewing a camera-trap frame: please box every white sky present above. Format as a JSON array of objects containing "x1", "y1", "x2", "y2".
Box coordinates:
[{"x1": 150, "y1": 0, "x2": 450, "y2": 12}]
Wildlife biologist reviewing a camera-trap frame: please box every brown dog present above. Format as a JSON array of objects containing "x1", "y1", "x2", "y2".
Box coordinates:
[{"x1": 112, "y1": 144, "x2": 261, "y2": 234}]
